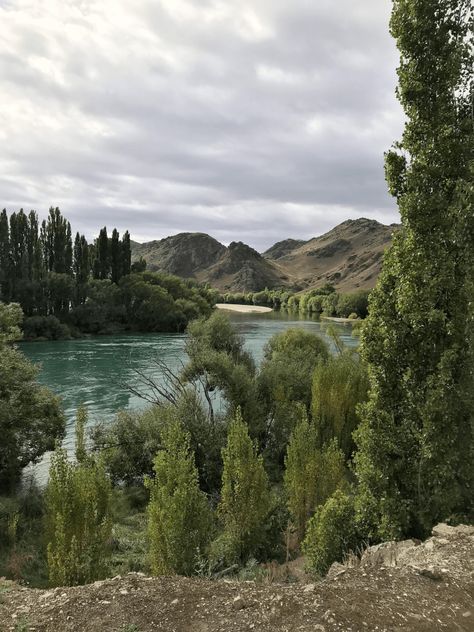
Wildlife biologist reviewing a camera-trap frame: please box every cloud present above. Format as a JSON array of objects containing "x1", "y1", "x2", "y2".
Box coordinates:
[{"x1": 0, "y1": 0, "x2": 403, "y2": 251}]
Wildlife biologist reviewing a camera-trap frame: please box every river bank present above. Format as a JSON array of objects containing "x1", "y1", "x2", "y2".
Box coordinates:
[{"x1": 215, "y1": 303, "x2": 273, "y2": 313}]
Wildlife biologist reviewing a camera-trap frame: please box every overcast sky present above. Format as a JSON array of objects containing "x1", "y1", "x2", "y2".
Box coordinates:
[{"x1": 0, "y1": 0, "x2": 404, "y2": 251}]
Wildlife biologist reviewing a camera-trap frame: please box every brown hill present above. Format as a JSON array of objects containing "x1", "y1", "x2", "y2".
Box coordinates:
[
  {"x1": 263, "y1": 218, "x2": 399, "y2": 293},
  {"x1": 131, "y1": 235, "x2": 290, "y2": 293},
  {"x1": 131, "y1": 218, "x2": 399, "y2": 293}
]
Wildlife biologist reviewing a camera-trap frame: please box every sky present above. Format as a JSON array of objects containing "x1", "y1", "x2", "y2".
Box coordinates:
[{"x1": 0, "y1": 0, "x2": 404, "y2": 251}]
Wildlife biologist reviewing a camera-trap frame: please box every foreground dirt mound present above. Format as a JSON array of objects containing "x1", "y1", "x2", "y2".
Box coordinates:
[{"x1": 1, "y1": 524, "x2": 473, "y2": 632}]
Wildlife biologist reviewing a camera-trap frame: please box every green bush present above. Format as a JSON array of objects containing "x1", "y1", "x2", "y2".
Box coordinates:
[
  {"x1": 23, "y1": 315, "x2": 71, "y2": 340},
  {"x1": 302, "y1": 490, "x2": 358, "y2": 576},
  {"x1": 284, "y1": 410, "x2": 347, "y2": 541},
  {"x1": 45, "y1": 408, "x2": 112, "y2": 586},
  {"x1": 146, "y1": 419, "x2": 212, "y2": 576},
  {"x1": 216, "y1": 409, "x2": 270, "y2": 567}
]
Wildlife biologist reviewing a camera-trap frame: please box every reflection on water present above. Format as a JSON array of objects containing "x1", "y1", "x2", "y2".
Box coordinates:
[{"x1": 20, "y1": 311, "x2": 357, "y2": 481}]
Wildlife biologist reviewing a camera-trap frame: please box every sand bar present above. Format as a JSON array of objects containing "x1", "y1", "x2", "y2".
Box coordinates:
[{"x1": 215, "y1": 303, "x2": 272, "y2": 314}]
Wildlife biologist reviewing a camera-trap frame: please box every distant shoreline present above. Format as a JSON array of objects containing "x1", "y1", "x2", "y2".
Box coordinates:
[
  {"x1": 321, "y1": 316, "x2": 359, "y2": 324},
  {"x1": 215, "y1": 303, "x2": 273, "y2": 314}
]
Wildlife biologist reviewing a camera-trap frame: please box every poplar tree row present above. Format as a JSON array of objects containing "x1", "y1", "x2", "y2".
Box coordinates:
[{"x1": 0, "y1": 207, "x2": 131, "y2": 316}]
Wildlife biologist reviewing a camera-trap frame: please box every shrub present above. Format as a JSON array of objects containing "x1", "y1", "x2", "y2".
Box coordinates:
[
  {"x1": 45, "y1": 408, "x2": 112, "y2": 586},
  {"x1": 284, "y1": 409, "x2": 347, "y2": 541},
  {"x1": 216, "y1": 409, "x2": 270, "y2": 566},
  {"x1": 146, "y1": 419, "x2": 212, "y2": 576},
  {"x1": 23, "y1": 315, "x2": 70, "y2": 340},
  {"x1": 302, "y1": 490, "x2": 358, "y2": 576}
]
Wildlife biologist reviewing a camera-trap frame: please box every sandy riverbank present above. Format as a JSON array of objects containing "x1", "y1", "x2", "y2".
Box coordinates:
[{"x1": 215, "y1": 303, "x2": 273, "y2": 313}]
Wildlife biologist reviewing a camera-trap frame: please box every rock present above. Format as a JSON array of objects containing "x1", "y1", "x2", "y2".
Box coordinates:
[
  {"x1": 303, "y1": 583, "x2": 316, "y2": 593},
  {"x1": 232, "y1": 595, "x2": 246, "y2": 611},
  {"x1": 170, "y1": 598, "x2": 179, "y2": 605},
  {"x1": 417, "y1": 566, "x2": 444, "y2": 581},
  {"x1": 327, "y1": 563, "x2": 346, "y2": 579},
  {"x1": 432, "y1": 523, "x2": 474, "y2": 538},
  {"x1": 361, "y1": 540, "x2": 419, "y2": 568}
]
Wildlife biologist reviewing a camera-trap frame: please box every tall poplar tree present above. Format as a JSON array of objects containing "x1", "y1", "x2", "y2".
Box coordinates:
[
  {"x1": 96, "y1": 227, "x2": 109, "y2": 280},
  {"x1": 355, "y1": 0, "x2": 474, "y2": 540},
  {"x1": 121, "y1": 230, "x2": 132, "y2": 277},
  {"x1": 110, "y1": 228, "x2": 121, "y2": 283},
  {"x1": 0, "y1": 210, "x2": 11, "y2": 302}
]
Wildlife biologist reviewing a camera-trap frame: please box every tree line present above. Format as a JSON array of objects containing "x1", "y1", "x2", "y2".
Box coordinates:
[
  {"x1": 0, "y1": 208, "x2": 216, "y2": 338},
  {"x1": 0, "y1": 207, "x2": 132, "y2": 315},
  {"x1": 220, "y1": 284, "x2": 370, "y2": 319}
]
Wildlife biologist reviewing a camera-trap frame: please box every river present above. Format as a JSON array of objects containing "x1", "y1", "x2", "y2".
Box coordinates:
[{"x1": 21, "y1": 310, "x2": 357, "y2": 481}]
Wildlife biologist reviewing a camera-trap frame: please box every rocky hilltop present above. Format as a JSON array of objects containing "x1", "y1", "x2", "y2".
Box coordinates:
[
  {"x1": 2, "y1": 523, "x2": 472, "y2": 631},
  {"x1": 131, "y1": 218, "x2": 399, "y2": 293}
]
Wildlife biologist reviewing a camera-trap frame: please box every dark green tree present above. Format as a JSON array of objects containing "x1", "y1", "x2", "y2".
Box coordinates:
[
  {"x1": 354, "y1": 0, "x2": 474, "y2": 540},
  {"x1": 73, "y1": 232, "x2": 90, "y2": 305},
  {"x1": 96, "y1": 227, "x2": 109, "y2": 280},
  {"x1": 0, "y1": 209, "x2": 11, "y2": 302},
  {"x1": 110, "y1": 228, "x2": 121, "y2": 283},
  {"x1": 121, "y1": 230, "x2": 132, "y2": 277}
]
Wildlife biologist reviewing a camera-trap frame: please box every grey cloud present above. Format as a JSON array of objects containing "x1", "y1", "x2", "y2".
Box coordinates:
[{"x1": 0, "y1": 0, "x2": 402, "y2": 251}]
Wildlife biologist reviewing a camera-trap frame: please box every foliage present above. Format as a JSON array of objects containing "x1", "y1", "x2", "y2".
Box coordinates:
[
  {"x1": 312, "y1": 351, "x2": 369, "y2": 460},
  {"x1": 303, "y1": 490, "x2": 358, "y2": 576},
  {"x1": 0, "y1": 208, "x2": 213, "y2": 337},
  {"x1": 92, "y1": 390, "x2": 225, "y2": 494},
  {"x1": 0, "y1": 303, "x2": 65, "y2": 492},
  {"x1": 23, "y1": 315, "x2": 72, "y2": 340},
  {"x1": 0, "y1": 302, "x2": 23, "y2": 343},
  {"x1": 216, "y1": 409, "x2": 270, "y2": 566},
  {"x1": 45, "y1": 408, "x2": 112, "y2": 586},
  {"x1": 183, "y1": 311, "x2": 259, "y2": 424},
  {"x1": 145, "y1": 418, "x2": 212, "y2": 576},
  {"x1": 284, "y1": 409, "x2": 347, "y2": 541},
  {"x1": 354, "y1": 0, "x2": 474, "y2": 540},
  {"x1": 257, "y1": 329, "x2": 329, "y2": 470}
]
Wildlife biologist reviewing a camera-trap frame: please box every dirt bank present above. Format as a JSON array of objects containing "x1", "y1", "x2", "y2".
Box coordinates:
[{"x1": 1, "y1": 523, "x2": 472, "y2": 632}]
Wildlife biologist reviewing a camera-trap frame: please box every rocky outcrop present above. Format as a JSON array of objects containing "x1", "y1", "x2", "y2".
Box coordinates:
[{"x1": 1, "y1": 524, "x2": 472, "y2": 631}]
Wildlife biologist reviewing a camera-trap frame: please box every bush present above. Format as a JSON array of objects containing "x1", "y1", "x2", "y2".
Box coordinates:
[
  {"x1": 45, "y1": 408, "x2": 112, "y2": 586},
  {"x1": 302, "y1": 490, "x2": 358, "y2": 576},
  {"x1": 216, "y1": 409, "x2": 270, "y2": 567},
  {"x1": 23, "y1": 315, "x2": 70, "y2": 340},
  {"x1": 284, "y1": 410, "x2": 347, "y2": 541},
  {"x1": 146, "y1": 419, "x2": 212, "y2": 576}
]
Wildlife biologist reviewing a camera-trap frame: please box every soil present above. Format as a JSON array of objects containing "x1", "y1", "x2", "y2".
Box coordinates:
[{"x1": 1, "y1": 523, "x2": 472, "y2": 632}]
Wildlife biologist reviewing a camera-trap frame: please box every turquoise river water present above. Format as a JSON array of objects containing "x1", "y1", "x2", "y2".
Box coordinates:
[{"x1": 20, "y1": 310, "x2": 357, "y2": 481}]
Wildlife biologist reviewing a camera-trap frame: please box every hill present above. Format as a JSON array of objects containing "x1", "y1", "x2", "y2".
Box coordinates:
[
  {"x1": 263, "y1": 218, "x2": 398, "y2": 293},
  {"x1": 2, "y1": 523, "x2": 472, "y2": 631},
  {"x1": 131, "y1": 218, "x2": 399, "y2": 293}
]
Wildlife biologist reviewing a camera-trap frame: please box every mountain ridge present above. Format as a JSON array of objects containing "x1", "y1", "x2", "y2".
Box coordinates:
[{"x1": 131, "y1": 218, "x2": 400, "y2": 293}]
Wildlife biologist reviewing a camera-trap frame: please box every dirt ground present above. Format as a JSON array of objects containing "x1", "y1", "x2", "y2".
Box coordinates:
[{"x1": 1, "y1": 523, "x2": 473, "y2": 632}]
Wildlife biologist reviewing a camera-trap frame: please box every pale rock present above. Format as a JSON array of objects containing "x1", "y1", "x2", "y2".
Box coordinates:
[{"x1": 232, "y1": 595, "x2": 246, "y2": 611}]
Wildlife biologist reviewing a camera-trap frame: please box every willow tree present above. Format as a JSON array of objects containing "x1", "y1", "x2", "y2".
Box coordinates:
[{"x1": 355, "y1": 0, "x2": 474, "y2": 540}]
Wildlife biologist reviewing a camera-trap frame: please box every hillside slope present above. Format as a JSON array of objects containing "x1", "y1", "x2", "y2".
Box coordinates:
[
  {"x1": 1, "y1": 523, "x2": 472, "y2": 631},
  {"x1": 131, "y1": 218, "x2": 399, "y2": 293},
  {"x1": 263, "y1": 218, "x2": 398, "y2": 292}
]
